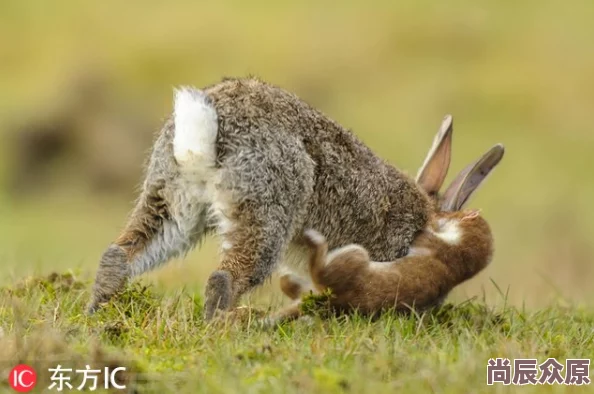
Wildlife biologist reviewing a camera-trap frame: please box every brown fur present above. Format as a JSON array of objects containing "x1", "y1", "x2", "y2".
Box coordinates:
[
  {"x1": 270, "y1": 211, "x2": 493, "y2": 324},
  {"x1": 324, "y1": 210, "x2": 489, "y2": 312},
  {"x1": 269, "y1": 130, "x2": 504, "y2": 324}
]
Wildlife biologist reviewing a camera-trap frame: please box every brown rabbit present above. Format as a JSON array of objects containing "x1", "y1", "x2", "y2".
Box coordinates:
[{"x1": 269, "y1": 129, "x2": 504, "y2": 324}]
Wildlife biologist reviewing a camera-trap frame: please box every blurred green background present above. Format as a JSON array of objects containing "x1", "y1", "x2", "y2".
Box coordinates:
[{"x1": 0, "y1": 0, "x2": 593, "y2": 309}]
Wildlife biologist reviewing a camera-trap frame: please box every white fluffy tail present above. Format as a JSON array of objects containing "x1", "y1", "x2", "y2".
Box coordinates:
[{"x1": 173, "y1": 87, "x2": 218, "y2": 170}]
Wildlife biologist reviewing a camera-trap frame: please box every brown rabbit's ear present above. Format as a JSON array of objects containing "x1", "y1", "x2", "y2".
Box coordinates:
[
  {"x1": 441, "y1": 144, "x2": 505, "y2": 211},
  {"x1": 415, "y1": 115, "x2": 453, "y2": 196}
]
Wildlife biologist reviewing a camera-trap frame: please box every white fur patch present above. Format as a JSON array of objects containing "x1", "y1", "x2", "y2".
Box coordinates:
[
  {"x1": 304, "y1": 229, "x2": 326, "y2": 246},
  {"x1": 221, "y1": 240, "x2": 233, "y2": 251},
  {"x1": 170, "y1": 88, "x2": 238, "y2": 256},
  {"x1": 173, "y1": 87, "x2": 218, "y2": 169},
  {"x1": 431, "y1": 218, "x2": 461, "y2": 245},
  {"x1": 213, "y1": 208, "x2": 234, "y2": 235},
  {"x1": 369, "y1": 261, "x2": 396, "y2": 271},
  {"x1": 276, "y1": 264, "x2": 298, "y2": 278},
  {"x1": 326, "y1": 244, "x2": 369, "y2": 265},
  {"x1": 208, "y1": 181, "x2": 237, "y2": 253}
]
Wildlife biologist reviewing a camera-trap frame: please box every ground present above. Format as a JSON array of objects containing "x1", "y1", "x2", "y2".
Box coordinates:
[{"x1": 0, "y1": 271, "x2": 592, "y2": 393}]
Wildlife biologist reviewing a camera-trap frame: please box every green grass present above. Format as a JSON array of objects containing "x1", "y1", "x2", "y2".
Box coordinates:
[{"x1": 0, "y1": 272, "x2": 592, "y2": 393}]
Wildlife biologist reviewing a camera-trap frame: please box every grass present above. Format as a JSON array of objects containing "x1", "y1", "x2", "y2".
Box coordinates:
[{"x1": 0, "y1": 272, "x2": 592, "y2": 393}]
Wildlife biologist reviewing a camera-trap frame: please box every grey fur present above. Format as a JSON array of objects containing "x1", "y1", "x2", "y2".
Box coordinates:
[
  {"x1": 88, "y1": 245, "x2": 131, "y2": 312},
  {"x1": 87, "y1": 77, "x2": 432, "y2": 318}
]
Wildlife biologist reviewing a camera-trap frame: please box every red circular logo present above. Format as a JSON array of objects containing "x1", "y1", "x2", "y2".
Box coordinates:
[{"x1": 8, "y1": 365, "x2": 37, "y2": 393}]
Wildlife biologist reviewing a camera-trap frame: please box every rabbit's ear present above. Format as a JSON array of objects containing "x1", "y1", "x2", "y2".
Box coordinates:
[
  {"x1": 416, "y1": 115, "x2": 453, "y2": 196},
  {"x1": 441, "y1": 144, "x2": 505, "y2": 211}
]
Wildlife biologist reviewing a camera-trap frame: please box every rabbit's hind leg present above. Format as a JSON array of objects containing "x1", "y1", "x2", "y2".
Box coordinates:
[
  {"x1": 203, "y1": 193, "x2": 309, "y2": 320},
  {"x1": 88, "y1": 115, "x2": 213, "y2": 314},
  {"x1": 203, "y1": 136, "x2": 315, "y2": 320}
]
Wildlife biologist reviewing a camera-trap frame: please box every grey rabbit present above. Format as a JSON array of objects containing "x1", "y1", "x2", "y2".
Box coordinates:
[{"x1": 88, "y1": 77, "x2": 441, "y2": 320}]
